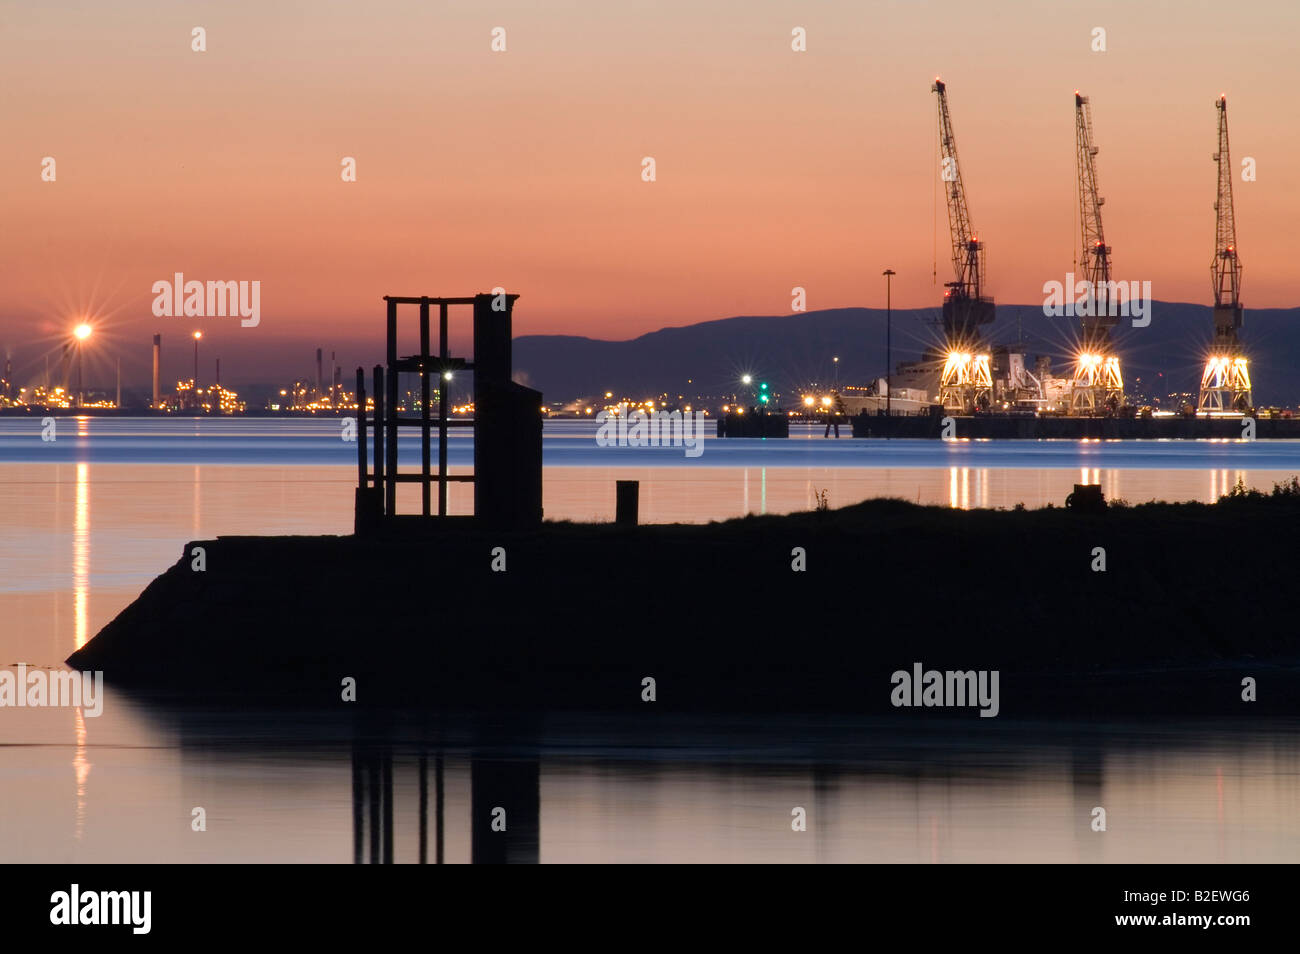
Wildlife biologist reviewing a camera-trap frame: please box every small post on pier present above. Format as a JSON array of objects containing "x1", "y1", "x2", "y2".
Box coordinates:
[{"x1": 616, "y1": 480, "x2": 639, "y2": 527}]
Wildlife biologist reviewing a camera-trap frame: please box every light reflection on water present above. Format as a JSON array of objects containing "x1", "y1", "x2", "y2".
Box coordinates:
[
  {"x1": 72, "y1": 462, "x2": 89, "y2": 651},
  {"x1": 8, "y1": 459, "x2": 1299, "y2": 606},
  {"x1": 1, "y1": 704, "x2": 1296, "y2": 863},
  {"x1": 1, "y1": 419, "x2": 1298, "y2": 862}
]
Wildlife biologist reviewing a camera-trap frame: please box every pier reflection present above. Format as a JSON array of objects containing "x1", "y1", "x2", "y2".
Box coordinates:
[
  {"x1": 76, "y1": 705, "x2": 1297, "y2": 864},
  {"x1": 350, "y1": 743, "x2": 539, "y2": 864}
]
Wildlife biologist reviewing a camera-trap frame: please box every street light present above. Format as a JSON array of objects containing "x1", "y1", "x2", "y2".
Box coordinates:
[
  {"x1": 883, "y1": 269, "x2": 896, "y2": 426},
  {"x1": 739, "y1": 374, "x2": 754, "y2": 407},
  {"x1": 73, "y1": 324, "x2": 92, "y2": 408},
  {"x1": 193, "y1": 331, "x2": 203, "y2": 410}
]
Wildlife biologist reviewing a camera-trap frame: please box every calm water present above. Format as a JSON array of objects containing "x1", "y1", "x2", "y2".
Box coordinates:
[{"x1": 1, "y1": 417, "x2": 1297, "y2": 862}]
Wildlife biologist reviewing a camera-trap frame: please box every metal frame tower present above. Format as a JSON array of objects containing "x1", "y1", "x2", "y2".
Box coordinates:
[
  {"x1": 933, "y1": 79, "x2": 995, "y2": 414},
  {"x1": 1071, "y1": 93, "x2": 1124, "y2": 414},
  {"x1": 1199, "y1": 95, "x2": 1251, "y2": 413}
]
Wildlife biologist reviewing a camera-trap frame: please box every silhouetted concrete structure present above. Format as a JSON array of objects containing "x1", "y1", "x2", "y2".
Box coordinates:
[{"x1": 355, "y1": 293, "x2": 542, "y2": 532}]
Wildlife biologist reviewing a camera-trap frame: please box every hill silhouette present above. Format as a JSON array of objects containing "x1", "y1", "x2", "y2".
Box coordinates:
[{"x1": 514, "y1": 302, "x2": 1299, "y2": 406}]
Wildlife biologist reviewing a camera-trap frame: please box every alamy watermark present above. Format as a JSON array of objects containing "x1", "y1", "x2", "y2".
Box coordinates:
[
  {"x1": 595, "y1": 403, "x2": 706, "y2": 458},
  {"x1": 1042, "y1": 273, "x2": 1151, "y2": 327},
  {"x1": 0, "y1": 665, "x2": 103, "y2": 716},
  {"x1": 50, "y1": 885, "x2": 150, "y2": 934},
  {"x1": 890, "y1": 662, "x2": 1000, "y2": 718},
  {"x1": 152, "y1": 272, "x2": 260, "y2": 327}
]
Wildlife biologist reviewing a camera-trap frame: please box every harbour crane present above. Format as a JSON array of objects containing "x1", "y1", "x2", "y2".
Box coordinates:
[
  {"x1": 933, "y1": 79, "x2": 994, "y2": 414},
  {"x1": 1071, "y1": 93, "x2": 1124, "y2": 413},
  {"x1": 1199, "y1": 95, "x2": 1251, "y2": 413}
]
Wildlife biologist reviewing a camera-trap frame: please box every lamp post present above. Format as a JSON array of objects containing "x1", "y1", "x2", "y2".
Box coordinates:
[
  {"x1": 193, "y1": 330, "x2": 203, "y2": 411},
  {"x1": 73, "y1": 323, "x2": 92, "y2": 408},
  {"x1": 883, "y1": 269, "x2": 895, "y2": 424}
]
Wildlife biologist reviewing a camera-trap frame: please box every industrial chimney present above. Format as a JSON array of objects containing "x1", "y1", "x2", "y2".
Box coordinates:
[{"x1": 152, "y1": 334, "x2": 161, "y2": 410}]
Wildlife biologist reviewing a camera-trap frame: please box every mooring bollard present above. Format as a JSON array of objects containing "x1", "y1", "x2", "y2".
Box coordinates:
[{"x1": 615, "y1": 480, "x2": 639, "y2": 527}]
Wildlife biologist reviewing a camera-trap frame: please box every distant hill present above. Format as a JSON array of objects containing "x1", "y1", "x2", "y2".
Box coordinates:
[{"x1": 514, "y1": 302, "x2": 1299, "y2": 406}]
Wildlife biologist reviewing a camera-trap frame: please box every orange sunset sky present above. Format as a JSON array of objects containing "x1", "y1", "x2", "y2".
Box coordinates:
[{"x1": 3, "y1": 0, "x2": 1297, "y2": 360}]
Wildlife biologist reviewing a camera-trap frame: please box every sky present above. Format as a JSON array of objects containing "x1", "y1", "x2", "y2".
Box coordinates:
[{"x1": 2, "y1": 0, "x2": 1297, "y2": 384}]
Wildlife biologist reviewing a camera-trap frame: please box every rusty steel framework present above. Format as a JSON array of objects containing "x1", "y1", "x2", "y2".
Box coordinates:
[
  {"x1": 1199, "y1": 95, "x2": 1251, "y2": 413},
  {"x1": 1071, "y1": 93, "x2": 1124, "y2": 414},
  {"x1": 933, "y1": 79, "x2": 994, "y2": 414}
]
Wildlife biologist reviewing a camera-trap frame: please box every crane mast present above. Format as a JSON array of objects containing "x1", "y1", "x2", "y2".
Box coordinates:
[
  {"x1": 1199, "y1": 95, "x2": 1251, "y2": 412},
  {"x1": 932, "y1": 79, "x2": 993, "y2": 414},
  {"x1": 935, "y1": 79, "x2": 982, "y2": 302},
  {"x1": 1071, "y1": 93, "x2": 1123, "y2": 413}
]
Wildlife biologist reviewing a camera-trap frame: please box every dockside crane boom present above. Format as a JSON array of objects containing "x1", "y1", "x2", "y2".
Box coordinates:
[
  {"x1": 1212, "y1": 97, "x2": 1241, "y2": 310},
  {"x1": 1071, "y1": 92, "x2": 1123, "y2": 413},
  {"x1": 1200, "y1": 95, "x2": 1251, "y2": 412},
  {"x1": 932, "y1": 79, "x2": 993, "y2": 413},
  {"x1": 934, "y1": 79, "x2": 984, "y2": 303},
  {"x1": 1075, "y1": 93, "x2": 1112, "y2": 308}
]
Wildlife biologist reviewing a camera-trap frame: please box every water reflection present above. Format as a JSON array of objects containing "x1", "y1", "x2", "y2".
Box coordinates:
[
  {"x1": 238, "y1": 716, "x2": 1300, "y2": 864},
  {"x1": 72, "y1": 461, "x2": 89, "y2": 651},
  {"x1": 72, "y1": 706, "x2": 91, "y2": 841},
  {"x1": 947, "y1": 467, "x2": 991, "y2": 509},
  {"x1": 350, "y1": 745, "x2": 539, "y2": 864},
  {"x1": 740, "y1": 467, "x2": 770, "y2": 514}
]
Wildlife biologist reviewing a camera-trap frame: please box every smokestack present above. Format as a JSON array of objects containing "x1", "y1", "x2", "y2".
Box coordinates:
[
  {"x1": 316, "y1": 348, "x2": 323, "y2": 397},
  {"x1": 215, "y1": 357, "x2": 220, "y2": 388},
  {"x1": 116, "y1": 358, "x2": 121, "y2": 409},
  {"x1": 152, "y1": 334, "x2": 161, "y2": 410}
]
